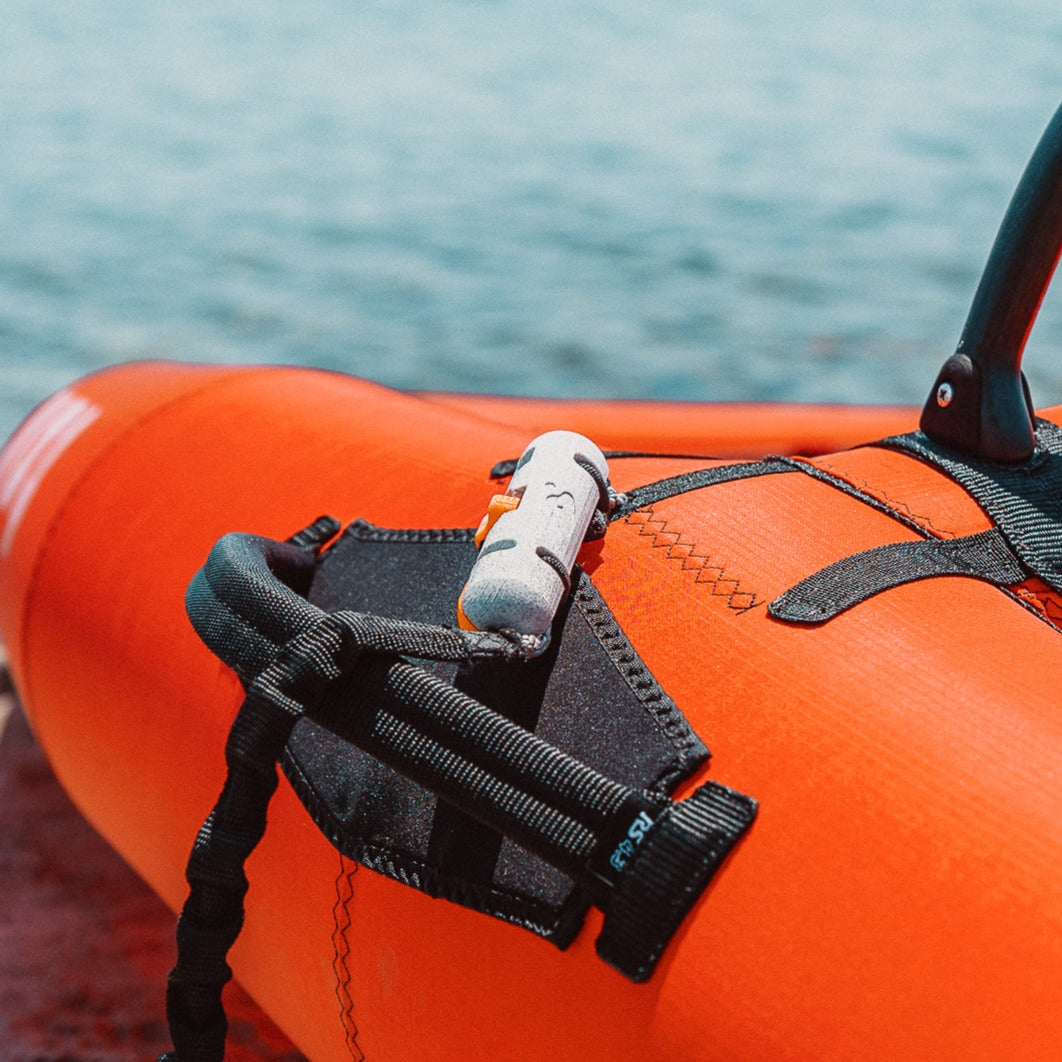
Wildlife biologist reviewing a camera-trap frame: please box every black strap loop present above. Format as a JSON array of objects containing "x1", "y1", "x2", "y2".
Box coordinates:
[
  {"x1": 611, "y1": 459, "x2": 794, "y2": 519},
  {"x1": 769, "y1": 528, "x2": 1024, "y2": 624}
]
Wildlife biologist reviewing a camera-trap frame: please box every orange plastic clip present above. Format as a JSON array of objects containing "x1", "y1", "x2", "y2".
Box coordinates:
[
  {"x1": 459, "y1": 493, "x2": 524, "y2": 631},
  {"x1": 473, "y1": 492, "x2": 521, "y2": 548}
]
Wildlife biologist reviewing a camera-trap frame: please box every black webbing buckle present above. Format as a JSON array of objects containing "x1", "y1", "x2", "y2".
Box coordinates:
[{"x1": 590, "y1": 783, "x2": 756, "y2": 980}]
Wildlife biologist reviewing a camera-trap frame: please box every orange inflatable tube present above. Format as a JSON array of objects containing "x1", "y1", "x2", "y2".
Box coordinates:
[
  {"x1": 415, "y1": 391, "x2": 917, "y2": 458},
  {"x1": 1, "y1": 359, "x2": 1060, "y2": 1061}
]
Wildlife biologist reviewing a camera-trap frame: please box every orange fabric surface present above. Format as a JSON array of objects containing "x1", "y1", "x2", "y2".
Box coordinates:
[
  {"x1": 417, "y1": 391, "x2": 919, "y2": 458},
  {"x1": 1, "y1": 363, "x2": 1060, "y2": 1060}
]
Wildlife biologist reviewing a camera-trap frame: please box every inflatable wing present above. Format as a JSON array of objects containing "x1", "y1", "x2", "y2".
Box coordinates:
[{"x1": 2, "y1": 104, "x2": 1062, "y2": 1062}]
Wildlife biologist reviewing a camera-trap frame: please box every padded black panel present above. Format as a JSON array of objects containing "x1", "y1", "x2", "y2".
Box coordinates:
[{"x1": 283, "y1": 519, "x2": 709, "y2": 945}]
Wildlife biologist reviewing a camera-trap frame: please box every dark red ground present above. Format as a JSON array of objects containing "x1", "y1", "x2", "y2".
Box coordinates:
[{"x1": 0, "y1": 674, "x2": 308, "y2": 1062}]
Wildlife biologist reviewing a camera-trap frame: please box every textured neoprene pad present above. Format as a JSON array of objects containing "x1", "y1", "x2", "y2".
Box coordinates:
[{"x1": 282, "y1": 519, "x2": 708, "y2": 945}]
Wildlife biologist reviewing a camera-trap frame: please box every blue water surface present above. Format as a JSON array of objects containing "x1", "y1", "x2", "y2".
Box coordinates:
[{"x1": 2, "y1": 0, "x2": 1062, "y2": 442}]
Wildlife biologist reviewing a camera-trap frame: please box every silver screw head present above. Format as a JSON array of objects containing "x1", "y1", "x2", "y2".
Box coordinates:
[{"x1": 936, "y1": 382, "x2": 954, "y2": 408}]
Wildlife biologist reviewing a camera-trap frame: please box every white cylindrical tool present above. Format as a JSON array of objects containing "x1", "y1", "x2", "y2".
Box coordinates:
[{"x1": 458, "y1": 430, "x2": 609, "y2": 650}]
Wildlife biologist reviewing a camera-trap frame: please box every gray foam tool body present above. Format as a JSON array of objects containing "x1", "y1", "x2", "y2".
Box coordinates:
[{"x1": 460, "y1": 430, "x2": 609, "y2": 647}]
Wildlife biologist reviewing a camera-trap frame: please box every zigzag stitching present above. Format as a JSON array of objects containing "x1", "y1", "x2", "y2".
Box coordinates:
[
  {"x1": 1009, "y1": 582, "x2": 1062, "y2": 632},
  {"x1": 812, "y1": 458, "x2": 959, "y2": 539},
  {"x1": 331, "y1": 854, "x2": 366, "y2": 1062},
  {"x1": 627, "y1": 507, "x2": 762, "y2": 614}
]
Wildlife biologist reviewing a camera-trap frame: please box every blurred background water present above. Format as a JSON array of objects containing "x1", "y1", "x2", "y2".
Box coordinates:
[{"x1": 2, "y1": 0, "x2": 1062, "y2": 444}]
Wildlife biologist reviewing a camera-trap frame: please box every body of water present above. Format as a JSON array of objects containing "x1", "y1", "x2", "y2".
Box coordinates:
[{"x1": 2, "y1": 0, "x2": 1062, "y2": 442}]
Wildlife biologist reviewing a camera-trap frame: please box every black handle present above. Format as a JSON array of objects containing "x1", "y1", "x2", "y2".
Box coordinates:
[{"x1": 921, "y1": 101, "x2": 1062, "y2": 462}]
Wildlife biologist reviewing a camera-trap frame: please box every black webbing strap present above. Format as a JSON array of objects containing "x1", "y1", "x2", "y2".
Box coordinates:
[
  {"x1": 765, "y1": 427, "x2": 1062, "y2": 622},
  {"x1": 880, "y1": 419, "x2": 1062, "y2": 593},
  {"x1": 612, "y1": 459, "x2": 794, "y2": 518},
  {"x1": 489, "y1": 450, "x2": 728, "y2": 480},
  {"x1": 162, "y1": 523, "x2": 756, "y2": 1060},
  {"x1": 769, "y1": 528, "x2": 1024, "y2": 623},
  {"x1": 581, "y1": 441, "x2": 1055, "y2": 625},
  {"x1": 313, "y1": 646, "x2": 754, "y2": 921},
  {"x1": 491, "y1": 455, "x2": 794, "y2": 521}
]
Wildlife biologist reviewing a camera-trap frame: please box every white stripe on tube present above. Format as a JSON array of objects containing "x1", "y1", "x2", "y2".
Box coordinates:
[{"x1": 0, "y1": 390, "x2": 100, "y2": 559}]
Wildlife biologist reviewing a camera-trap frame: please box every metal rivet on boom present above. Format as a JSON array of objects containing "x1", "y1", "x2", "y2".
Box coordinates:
[{"x1": 936, "y1": 382, "x2": 954, "y2": 408}]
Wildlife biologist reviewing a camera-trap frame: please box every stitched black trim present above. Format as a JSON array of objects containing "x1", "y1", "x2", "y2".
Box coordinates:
[
  {"x1": 570, "y1": 574, "x2": 709, "y2": 788},
  {"x1": 776, "y1": 456, "x2": 934, "y2": 537},
  {"x1": 342, "y1": 519, "x2": 477, "y2": 545},
  {"x1": 289, "y1": 514, "x2": 342, "y2": 553}
]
